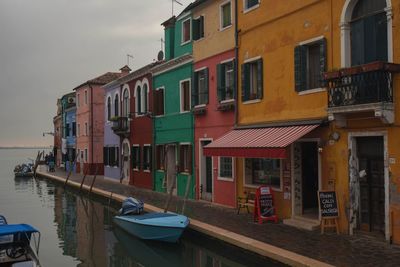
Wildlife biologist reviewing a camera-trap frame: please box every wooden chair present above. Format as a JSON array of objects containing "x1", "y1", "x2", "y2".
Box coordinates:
[{"x1": 237, "y1": 191, "x2": 255, "y2": 214}]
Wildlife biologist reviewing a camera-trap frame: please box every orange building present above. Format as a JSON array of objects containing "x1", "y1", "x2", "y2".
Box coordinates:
[{"x1": 204, "y1": 0, "x2": 400, "y2": 244}]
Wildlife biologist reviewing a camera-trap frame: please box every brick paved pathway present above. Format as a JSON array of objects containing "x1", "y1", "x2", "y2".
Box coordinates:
[{"x1": 39, "y1": 167, "x2": 400, "y2": 267}]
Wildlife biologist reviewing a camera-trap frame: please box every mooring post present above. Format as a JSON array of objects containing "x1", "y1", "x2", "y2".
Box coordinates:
[
  {"x1": 89, "y1": 164, "x2": 99, "y2": 195},
  {"x1": 64, "y1": 151, "x2": 79, "y2": 189},
  {"x1": 79, "y1": 167, "x2": 89, "y2": 192}
]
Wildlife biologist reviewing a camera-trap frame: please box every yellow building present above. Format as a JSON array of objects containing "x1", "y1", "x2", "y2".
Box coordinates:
[{"x1": 205, "y1": 0, "x2": 400, "y2": 244}]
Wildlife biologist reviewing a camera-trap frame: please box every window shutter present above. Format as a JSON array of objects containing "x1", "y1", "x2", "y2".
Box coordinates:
[
  {"x1": 294, "y1": 45, "x2": 307, "y2": 92},
  {"x1": 192, "y1": 18, "x2": 199, "y2": 41},
  {"x1": 116, "y1": 147, "x2": 119, "y2": 167},
  {"x1": 319, "y1": 38, "x2": 327, "y2": 87},
  {"x1": 179, "y1": 145, "x2": 184, "y2": 173},
  {"x1": 200, "y1": 16, "x2": 204, "y2": 38},
  {"x1": 217, "y1": 63, "x2": 225, "y2": 101},
  {"x1": 205, "y1": 68, "x2": 209, "y2": 104},
  {"x1": 192, "y1": 72, "x2": 199, "y2": 107},
  {"x1": 241, "y1": 63, "x2": 250, "y2": 101},
  {"x1": 149, "y1": 146, "x2": 152, "y2": 171},
  {"x1": 188, "y1": 145, "x2": 192, "y2": 174},
  {"x1": 103, "y1": 147, "x2": 107, "y2": 166},
  {"x1": 232, "y1": 59, "x2": 237, "y2": 99},
  {"x1": 257, "y1": 58, "x2": 263, "y2": 99},
  {"x1": 131, "y1": 146, "x2": 135, "y2": 169},
  {"x1": 138, "y1": 146, "x2": 141, "y2": 170}
]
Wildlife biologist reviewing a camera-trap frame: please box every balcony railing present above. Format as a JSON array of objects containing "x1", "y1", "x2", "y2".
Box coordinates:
[
  {"x1": 111, "y1": 116, "x2": 129, "y2": 135},
  {"x1": 324, "y1": 61, "x2": 400, "y2": 108}
]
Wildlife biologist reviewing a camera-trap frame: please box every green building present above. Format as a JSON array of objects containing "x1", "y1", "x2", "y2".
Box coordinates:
[{"x1": 152, "y1": 12, "x2": 195, "y2": 199}]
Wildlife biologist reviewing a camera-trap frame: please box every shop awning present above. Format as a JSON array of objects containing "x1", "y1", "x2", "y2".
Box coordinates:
[{"x1": 203, "y1": 124, "x2": 319, "y2": 158}]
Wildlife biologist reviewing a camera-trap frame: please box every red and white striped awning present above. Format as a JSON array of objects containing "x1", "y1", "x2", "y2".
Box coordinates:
[{"x1": 203, "y1": 124, "x2": 319, "y2": 158}]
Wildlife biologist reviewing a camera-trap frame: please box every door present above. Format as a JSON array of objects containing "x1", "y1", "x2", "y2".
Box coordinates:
[
  {"x1": 166, "y1": 145, "x2": 177, "y2": 195},
  {"x1": 301, "y1": 142, "x2": 319, "y2": 218},
  {"x1": 200, "y1": 140, "x2": 212, "y2": 201},
  {"x1": 357, "y1": 137, "x2": 385, "y2": 234},
  {"x1": 122, "y1": 143, "x2": 130, "y2": 182}
]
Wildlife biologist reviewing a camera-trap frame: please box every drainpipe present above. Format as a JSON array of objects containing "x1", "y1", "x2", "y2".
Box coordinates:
[
  {"x1": 89, "y1": 83, "x2": 94, "y2": 174},
  {"x1": 234, "y1": 0, "x2": 239, "y2": 129}
]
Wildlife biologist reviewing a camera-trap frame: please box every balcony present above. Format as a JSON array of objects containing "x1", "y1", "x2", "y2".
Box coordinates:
[
  {"x1": 111, "y1": 116, "x2": 129, "y2": 136},
  {"x1": 324, "y1": 61, "x2": 400, "y2": 126}
]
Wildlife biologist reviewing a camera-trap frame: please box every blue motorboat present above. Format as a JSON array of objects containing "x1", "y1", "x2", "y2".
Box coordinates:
[
  {"x1": 113, "y1": 197, "x2": 189, "y2": 243},
  {"x1": 0, "y1": 215, "x2": 41, "y2": 266},
  {"x1": 113, "y1": 212, "x2": 189, "y2": 243}
]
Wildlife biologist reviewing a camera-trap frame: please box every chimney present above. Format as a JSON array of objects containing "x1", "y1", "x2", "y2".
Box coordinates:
[
  {"x1": 120, "y1": 65, "x2": 131, "y2": 77},
  {"x1": 161, "y1": 16, "x2": 176, "y2": 61}
]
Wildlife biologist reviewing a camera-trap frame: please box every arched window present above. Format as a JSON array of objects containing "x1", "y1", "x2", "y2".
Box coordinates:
[
  {"x1": 123, "y1": 88, "x2": 129, "y2": 117},
  {"x1": 107, "y1": 96, "x2": 111, "y2": 121},
  {"x1": 350, "y1": 0, "x2": 387, "y2": 66},
  {"x1": 136, "y1": 86, "x2": 142, "y2": 114},
  {"x1": 142, "y1": 83, "x2": 148, "y2": 113},
  {"x1": 114, "y1": 94, "x2": 119, "y2": 117}
]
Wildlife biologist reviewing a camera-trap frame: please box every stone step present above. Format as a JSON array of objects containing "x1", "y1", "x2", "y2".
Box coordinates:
[{"x1": 283, "y1": 216, "x2": 320, "y2": 231}]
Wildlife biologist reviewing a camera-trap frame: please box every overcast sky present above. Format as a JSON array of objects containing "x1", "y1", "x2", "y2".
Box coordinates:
[{"x1": 0, "y1": 0, "x2": 188, "y2": 147}]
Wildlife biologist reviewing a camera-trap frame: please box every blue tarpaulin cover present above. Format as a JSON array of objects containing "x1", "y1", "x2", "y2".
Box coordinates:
[{"x1": 0, "y1": 224, "x2": 39, "y2": 237}]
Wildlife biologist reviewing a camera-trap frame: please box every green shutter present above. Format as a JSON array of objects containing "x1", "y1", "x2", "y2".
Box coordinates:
[
  {"x1": 138, "y1": 146, "x2": 141, "y2": 170},
  {"x1": 319, "y1": 38, "x2": 327, "y2": 87},
  {"x1": 205, "y1": 68, "x2": 209, "y2": 104},
  {"x1": 241, "y1": 63, "x2": 250, "y2": 101},
  {"x1": 200, "y1": 16, "x2": 204, "y2": 38},
  {"x1": 232, "y1": 59, "x2": 236, "y2": 99},
  {"x1": 294, "y1": 45, "x2": 307, "y2": 92},
  {"x1": 192, "y1": 18, "x2": 199, "y2": 41},
  {"x1": 192, "y1": 72, "x2": 199, "y2": 106},
  {"x1": 149, "y1": 146, "x2": 152, "y2": 171},
  {"x1": 257, "y1": 58, "x2": 263, "y2": 99},
  {"x1": 217, "y1": 63, "x2": 224, "y2": 101}
]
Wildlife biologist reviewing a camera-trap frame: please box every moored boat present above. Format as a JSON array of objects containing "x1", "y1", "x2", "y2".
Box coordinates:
[
  {"x1": 0, "y1": 215, "x2": 41, "y2": 266},
  {"x1": 13, "y1": 163, "x2": 34, "y2": 178},
  {"x1": 113, "y1": 212, "x2": 189, "y2": 243}
]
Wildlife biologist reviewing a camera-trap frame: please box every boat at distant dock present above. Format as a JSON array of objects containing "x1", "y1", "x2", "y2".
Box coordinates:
[{"x1": 13, "y1": 163, "x2": 34, "y2": 178}]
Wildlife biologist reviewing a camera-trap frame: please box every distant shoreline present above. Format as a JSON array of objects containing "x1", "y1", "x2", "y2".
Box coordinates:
[{"x1": 0, "y1": 147, "x2": 51, "y2": 149}]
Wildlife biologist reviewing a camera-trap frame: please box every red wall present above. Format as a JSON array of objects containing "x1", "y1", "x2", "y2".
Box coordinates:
[
  {"x1": 194, "y1": 49, "x2": 236, "y2": 207},
  {"x1": 128, "y1": 73, "x2": 153, "y2": 190}
]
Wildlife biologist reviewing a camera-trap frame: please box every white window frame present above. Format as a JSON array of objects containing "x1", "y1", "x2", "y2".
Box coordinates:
[
  {"x1": 181, "y1": 17, "x2": 192, "y2": 45},
  {"x1": 218, "y1": 157, "x2": 234, "y2": 182},
  {"x1": 180, "y1": 142, "x2": 191, "y2": 174},
  {"x1": 194, "y1": 67, "x2": 208, "y2": 107},
  {"x1": 220, "y1": 0, "x2": 232, "y2": 31},
  {"x1": 180, "y1": 79, "x2": 191, "y2": 113},
  {"x1": 122, "y1": 85, "x2": 130, "y2": 118},
  {"x1": 141, "y1": 78, "x2": 149, "y2": 115},
  {"x1": 243, "y1": 0, "x2": 260, "y2": 14},
  {"x1": 243, "y1": 158, "x2": 283, "y2": 191},
  {"x1": 220, "y1": 58, "x2": 235, "y2": 102}
]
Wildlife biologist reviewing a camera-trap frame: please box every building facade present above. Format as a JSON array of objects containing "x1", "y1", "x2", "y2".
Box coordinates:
[
  {"x1": 61, "y1": 92, "x2": 77, "y2": 173},
  {"x1": 191, "y1": 0, "x2": 237, "y2": 207},
  {"x1": 53, "y1": 99, "x2": 62, "y2": 167}
]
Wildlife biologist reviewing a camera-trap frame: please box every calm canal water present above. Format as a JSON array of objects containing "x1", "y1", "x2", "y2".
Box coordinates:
[{"x1": 0, "y1": 149, "x2": 285, "y2": 267}]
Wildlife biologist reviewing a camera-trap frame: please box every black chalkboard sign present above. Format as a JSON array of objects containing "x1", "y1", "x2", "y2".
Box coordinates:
[
  {"x1": 259, "y1": 194, "x2": 274, "y2": 217},
  {"x1": 318, "y1": 191, "x2": 339, "y2": 218}
]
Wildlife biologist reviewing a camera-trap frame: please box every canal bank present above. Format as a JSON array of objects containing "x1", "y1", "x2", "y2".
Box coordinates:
[{"x1": 37, "y1": 167, "x2": 400, "y2": 267}]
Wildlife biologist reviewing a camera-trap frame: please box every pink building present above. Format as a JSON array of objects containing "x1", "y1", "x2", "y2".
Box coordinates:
[{"x1": 74, "y1": 70, "x2": 127, "y2": 175}]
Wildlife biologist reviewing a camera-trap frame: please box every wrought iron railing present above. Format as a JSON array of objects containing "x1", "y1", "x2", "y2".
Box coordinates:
[
  {"x1": 111, "y1": 117, "x2": 129, "y2": 134},
  {"x1": 324, "y1": 61, "x2": 400, "y2": 108}
]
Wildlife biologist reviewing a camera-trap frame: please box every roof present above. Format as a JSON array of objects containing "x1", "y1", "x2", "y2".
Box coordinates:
[
  {"x1": 182, "y1": 0, "x2": 208, "y2": 13},
  {"x1": 151, "y1": 54, "x2": 192, "y2": 76},
  {"x1": 73, "y1": 72, "x2": 123, "y2": 91},
  {"x1": 203, "y1": 124, "x2": 319, "y2": 158},
  {"x1": 104, "y1": 61, "x2": 163, "y2": 89},
  {"x1": 0, "y1": 224, "x2": 39, "y2": 237}
]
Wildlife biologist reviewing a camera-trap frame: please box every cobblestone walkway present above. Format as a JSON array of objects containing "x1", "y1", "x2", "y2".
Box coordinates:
[{"x1": 39, "y1": 167, "x2": 400, "y2": 267}]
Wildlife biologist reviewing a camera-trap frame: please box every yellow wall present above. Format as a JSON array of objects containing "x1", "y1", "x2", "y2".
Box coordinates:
[
  {"x1": 193, "y1": 0, "x2": 236, "y2": 62},
  {"x1": 237, "y1": 0, "x2": 330, "y2": 126}
]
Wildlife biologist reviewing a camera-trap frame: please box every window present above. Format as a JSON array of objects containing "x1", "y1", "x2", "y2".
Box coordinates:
[
  {"x1": 193, "y1": 68, "x2": 209, "y2": 106},
  {"x1": 141, "y1": 82, "x2": 148, "y2": 114},
  {"x1": 122, "y1": 88, "x2": 129, "y2": 117},
  {"x1": 72, "y1": 122, "x2": 76, "y2": 137},
  {"x1": 217, "y1": 60, "x2": 235, "y2": 102},
  {"x1": 156, "y1": 145, "x2": 165, "y2": 170},
  {"x1": 244, "y1": 0, "x2": 259, "y2": 10},
  {"x1": 103, "y1": 147, "x2": 109, "y2": 166},
  {"x1": 77, "y1": 94, "x2": 80, "y2": 107},
  {"x1": 143, "y1": 146, "x2": 152, "y2": 171},
  {"x1": 80, "y1": 150, "x2": 84, "y2": 162},
  {"x1": 65, "y1": 123, "x2": 70, "y2": 137},
  {"x1": 77, "y1": 124, "x2": 80, "y2": 136},
  {"x1": 85, "y1": 122, "x2": 88, "y2": 136},
  {"x1": 154, "y1": 88, "x2": 164, "y2": 116},
  {"x1": 180, "y1": 80, "x2": 191, "y2": 112},
  {"x1": 219, "y1": 157, "x2": 233, "y2": 179},
  {"x1": 294, "y1": 38, "x2": 326, "y2": 92},
  {"x1": 115, "y1": 147, "x2": 119, "y2": 167},
  {"x1": 114, "y1": 94, "x2": 119, "y2": 117},
  {"x1": 179, "y1": 144, "x2": 192, "y2": 173},
  {"x1": 84, "y1": 148, "x2": 88, "y2": 163},
  {"x1": 220, "y1": 1, "x2": 232, "y2": 29},
  {"x1": 107, "y1": 96, "x2": 111, "y2": 121},
  {"x1": 84, "y1": 90, "x2": 88, "y2": 105},
  {"x1": 244, "y1": 158, "x2": 281, "y2": 189},
  {"x1": 350, "y1": 0, "x2": 387, "y2": 66},
  {"x1": 182, "y1": 18, "x2": 191, "y2": 44},
  {"x1": 135, "y1": 86, "x2": 142, "y2": 115},
  {"x1": 241, "y1": 58, "x2": 263, "y2": 101},
  {"x1": 132, "y1": 146, "x2": 140, "y2": 170},
  {"x1": 193, "y1": 16, "x2": 204, "y2": 41}
]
